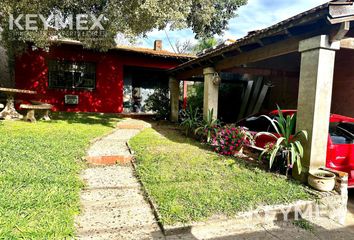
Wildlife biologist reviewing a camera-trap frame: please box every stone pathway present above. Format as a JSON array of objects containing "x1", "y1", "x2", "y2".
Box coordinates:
[
  {"x1": 75, "y1": 119, "x2": 165, "y2": 240},
  {"x1": 75, "y1": 118, "x2": 354, "y2": 240}
]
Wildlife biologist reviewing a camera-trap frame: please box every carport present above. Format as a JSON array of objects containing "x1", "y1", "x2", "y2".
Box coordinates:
[{"x1": 168, "y1": 0, "x2": 354, "y2": 180}]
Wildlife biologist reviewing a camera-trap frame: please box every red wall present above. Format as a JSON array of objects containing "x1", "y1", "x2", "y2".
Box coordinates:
[
  {"x1": 259, "y1": 49, "x2": 354, "y2": 118},
  {"x1": 15, "y1": 44, "x2": 180, "y2": 113},
  {"x1": 332, "y1": 49, "x2": 354, "y2": 117}
]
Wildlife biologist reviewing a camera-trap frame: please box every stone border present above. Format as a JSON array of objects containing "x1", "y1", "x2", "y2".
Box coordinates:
[{"x1": 127, "y1": 141, "x2": 348, "y2": 236}]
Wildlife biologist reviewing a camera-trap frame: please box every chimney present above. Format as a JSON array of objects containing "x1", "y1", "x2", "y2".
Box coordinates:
[{"x1": 154, "y1": 40, "x2": 162, "y2": 51}]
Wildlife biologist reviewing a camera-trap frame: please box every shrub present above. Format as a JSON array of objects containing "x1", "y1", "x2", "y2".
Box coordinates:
[
  {"x1": 180, "y1": 106, "x2": 202, "y2": 136},
  {"x1": 145, "y1": 88, "x2": 170, "y2": 120},
  {"x1": 211, "y1": 126, "x2": 253, "y2": 156},
  {"x1": 187, "y1": 83, "x2": 204, "y2": 110},
  {"x1": 257, "y1": 106, "x2": 308, "y2": 177},
  {"x1": 195, "y1": 109, "x2": 220, "y2": 143}
]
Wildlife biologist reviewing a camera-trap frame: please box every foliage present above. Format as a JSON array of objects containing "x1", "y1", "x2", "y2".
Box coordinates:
[
  {"x1": 257, "y1": 106, "x2": 308, "y2": 177},
  {"x1": 186, "y1": 82, "x2": 244, "y2": 122},
  {"x1": 211, "y1": 125, "x2": 253, "y2": 156},
  {"x1": 186, "y1": 83, "x2": 204, "y2": 110},
  {"x1": 129, "y1": 125, "x2": 312, "y2": 225},
  {"x1": 0, "y1": 112, "x2": 121, "y2": 239},
  {"x1": 293, "y1": 219, "x2": 315, "y2": 232},
  {"x1": 145, "y1": 88, "x2": 170, "y2": 120},
  {"x1": 175, "y1": 39, "x2": 194, "y2": 54},
  {"x1": 195, "y1": 109, "x2": 220, "y2": 143},
  {"x1": 193, "y1": 37, "x2": 220, "y2": 53},
  {"x1": 0, "y1": 0, "x2": 247, "y2": 85},
  {"x1": 180, "y1": 106, "x2": 202, "y2": 136}
]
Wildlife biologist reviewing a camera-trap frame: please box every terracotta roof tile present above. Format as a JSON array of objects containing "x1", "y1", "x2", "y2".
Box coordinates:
[
  {"x1": 50, "y1": 39, "x2": 195, "y2": 59},
  {"x1": 113, "y1": 45, "x2": 196, "y2": 59}
]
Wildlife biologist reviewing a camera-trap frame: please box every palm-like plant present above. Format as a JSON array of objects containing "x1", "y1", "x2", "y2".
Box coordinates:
[
  {"x1": 180, "y1": 106, "x2": 201, "y2": 136},
  {"x1": 195, "y1": 109, "x2": 220, "y2": 143},
  {"x1": 256, "y1": 106, "x2": 308, "y2": 177}
]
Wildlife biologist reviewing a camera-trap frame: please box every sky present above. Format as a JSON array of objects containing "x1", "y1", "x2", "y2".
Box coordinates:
[{"x1": 137, "y1": 0, "x2": 329, "y2": 51}]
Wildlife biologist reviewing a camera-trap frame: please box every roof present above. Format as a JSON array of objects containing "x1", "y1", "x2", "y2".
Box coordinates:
[
  {"x1": 170, "y1": 0, "x2": 354, "y2": 73},
  {"x1": 112, "y1": 46, "x2": 195, "y2": 59},
  {"x1": 50, "y1": 39, "x2": 195, "y2": 60}
]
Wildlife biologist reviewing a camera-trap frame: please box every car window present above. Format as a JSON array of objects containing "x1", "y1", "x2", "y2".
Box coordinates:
[{"x1": 329, "y1": 122, "x2": 354, "y2": 144}]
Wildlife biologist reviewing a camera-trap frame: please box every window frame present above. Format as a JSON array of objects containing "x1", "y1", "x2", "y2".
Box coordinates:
[{"x1": 47, "y1": 60, "x2": 97, "y2": 90}]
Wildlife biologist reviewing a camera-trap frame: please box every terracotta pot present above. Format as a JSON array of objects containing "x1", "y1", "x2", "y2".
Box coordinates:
[{"x1": 308, "y1": 170, "x2": 336, "y2": 192}]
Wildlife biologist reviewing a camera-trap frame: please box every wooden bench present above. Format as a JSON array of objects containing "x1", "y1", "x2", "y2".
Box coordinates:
[{"x1": 20, "y1": 103, "x2": 53, "y2": 122}]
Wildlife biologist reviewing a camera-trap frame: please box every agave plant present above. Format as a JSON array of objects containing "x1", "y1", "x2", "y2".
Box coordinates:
[
  {"x1": 195, "y1": 109, "x2": 220, "y2": 143},
  {"x1": 257, "y1": 106, "x2": 308, "y2": 177},
  {"x1": 180, "y1": 106, "x2": 201, "y2": 136}
]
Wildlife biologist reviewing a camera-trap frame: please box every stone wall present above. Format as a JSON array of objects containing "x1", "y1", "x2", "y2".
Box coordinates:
[{"x1": 318, "y1": 168, "x2": 349, "y2": 224}]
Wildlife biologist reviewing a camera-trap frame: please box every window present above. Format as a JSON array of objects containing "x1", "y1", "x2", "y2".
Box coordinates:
[
  {"x1": 48, "y1": 60, "x2": 96, "y2": 90},
  {"x1": 240, "y1": 116, "x2": 272, "y2": 132},
  {"x1": 329, "y1": 122, "x2": 354, "y2": 144}
]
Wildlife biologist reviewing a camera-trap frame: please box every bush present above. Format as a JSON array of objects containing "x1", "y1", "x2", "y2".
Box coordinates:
[
  {"x1": 195, "y1": 109, "x2": 220, "y2": 143},
  {"x1": 145, "y1": 88, "x2": 170, "y2": 120},
  {"x1": 187, "y1": 83, "x2": 204, "y2": 110},
  {"x1": 257, "y1": 106, "x2": 308, "y2": 177},
  {"x1": 180, "y1": 106, "x2": 202, "y2": 136},
  {"x1": 210, "y1": 126, "x2": 253, "y2": 156}
]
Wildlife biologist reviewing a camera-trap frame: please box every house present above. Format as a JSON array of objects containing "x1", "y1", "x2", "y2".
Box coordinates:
[
  {"x1": 15, "y1": 40, "x2": 193, "y2": 113},
  {"x1": 167, "y1": 0, "x2": 354, "y2": 182}
]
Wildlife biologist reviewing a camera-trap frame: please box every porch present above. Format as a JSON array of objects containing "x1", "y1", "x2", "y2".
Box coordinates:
[{"x1": 168, "y1": 0, "x2": 354, "y2": 180}]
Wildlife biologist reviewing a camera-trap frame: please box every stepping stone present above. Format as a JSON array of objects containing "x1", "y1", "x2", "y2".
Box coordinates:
[{"x1": 81, "y1": 166, "x2": 140, "y2": 189}]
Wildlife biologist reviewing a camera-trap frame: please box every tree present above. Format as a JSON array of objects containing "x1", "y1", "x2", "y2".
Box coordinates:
[
  {"x1": 192, "y1": 37, "x2": 221, "y2": 53},
  {"x1": 0, "y1": 0, "x2": 247, "y2": 85},
  {"x1": 175, "y1": 40, "x2": 194, "y2": 54}
]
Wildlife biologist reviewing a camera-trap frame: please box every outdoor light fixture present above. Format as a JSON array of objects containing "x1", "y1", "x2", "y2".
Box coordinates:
[{"x1": 212, "y1": 72, "x2": 221, "y2": 85}]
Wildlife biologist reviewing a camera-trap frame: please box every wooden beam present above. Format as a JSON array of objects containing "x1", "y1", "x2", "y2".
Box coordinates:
[
  {"x1": 328, "y1": 15, "x2": 354, "y2": 24},
  {"x1": 174, "y1": 67, "x2": 204, "y2": 80},
  {"x1": 237, "y1": 80, "x2": 254, "y2": 120},
  {"x1": 215, "y1": 38, "x2": 300, "y2": 71},
  {"x1": 224, "y1": 67, "x2": 299, "y2": 78},
  {"x1": 330, "y1": 21, "x2": 350, "y2": 42},
  {"x1": 340, "y1": 37, "x2": 354, "y2": 49},
  {"x1": 246, "y1": 77, "x2": 263, "y2": 117},
  {"x1": 329, "y1": 4, "x2": 354, "y2": 19},
  {"x1": 252, "y1": 84, "x2": 270, "y2": 115}
]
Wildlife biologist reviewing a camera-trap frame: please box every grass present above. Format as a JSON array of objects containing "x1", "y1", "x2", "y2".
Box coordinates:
[
  {"x1": 0, "y1": 112, "x2": 121, "y2": 239},
  {"x1": 129, "y1": 124, "x2": 313, "y2": 225},
  {"x1": 293, "y1": 219, "x2": 315, "y2": 232}
]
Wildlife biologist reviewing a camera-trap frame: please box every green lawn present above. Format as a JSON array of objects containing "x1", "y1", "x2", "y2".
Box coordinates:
[
  {"x1": 0, "y1": 112, "x2": 120, "y2": 239},
  {"x1": 129, "y1": 124, "x2": 312, "y2": 225}
]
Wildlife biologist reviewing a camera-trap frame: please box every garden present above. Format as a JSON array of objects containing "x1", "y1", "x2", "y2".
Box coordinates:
[
  {"x1": 129, "y1": 107, "x2": 313, "y2": 225},
  {"x1": 0, "y1": 112, "x2": 121, "y2": 239}
]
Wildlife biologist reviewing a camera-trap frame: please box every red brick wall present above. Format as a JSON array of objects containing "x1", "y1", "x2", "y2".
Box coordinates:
[{"x1": 15, "y1": 44, "x2": 180, "y2": 113}]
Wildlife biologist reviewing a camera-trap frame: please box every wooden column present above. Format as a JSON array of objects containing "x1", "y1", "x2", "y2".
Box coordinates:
[{"x1": 295, "y1": 35, "x2": 340, "y2": 180}]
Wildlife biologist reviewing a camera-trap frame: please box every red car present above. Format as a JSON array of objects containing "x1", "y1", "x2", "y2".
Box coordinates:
[{"x1": 237, "y1": 110, "x2": 354, "y2": 188}]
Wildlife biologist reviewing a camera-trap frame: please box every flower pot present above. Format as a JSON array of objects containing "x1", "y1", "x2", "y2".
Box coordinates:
[{"x1": 308, "y1": 170, "x2": 336, "y2": 192}]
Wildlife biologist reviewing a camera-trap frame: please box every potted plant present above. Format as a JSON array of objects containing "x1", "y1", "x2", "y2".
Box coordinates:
[
  {"x1": 308, "y1": 169, "x2": 336, "y2": 192},
  {"x1": 257, "y1": 106, "x2": 308, "y2": 177}
]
